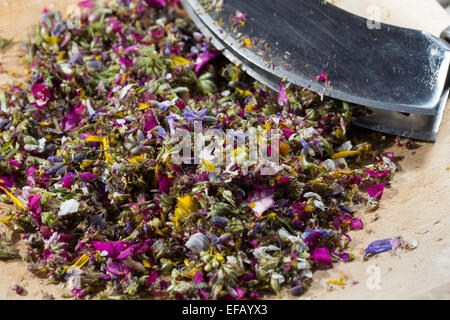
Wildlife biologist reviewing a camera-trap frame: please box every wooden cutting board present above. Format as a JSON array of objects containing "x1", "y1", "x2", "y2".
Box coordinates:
[{"x1": 0, "y1": 0, "x2": 449, "y2": 299}]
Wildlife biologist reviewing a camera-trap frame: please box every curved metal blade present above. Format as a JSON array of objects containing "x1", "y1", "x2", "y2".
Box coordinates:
[{"x1": 180, "y1": 0, "x2": 450, "y2": 141}]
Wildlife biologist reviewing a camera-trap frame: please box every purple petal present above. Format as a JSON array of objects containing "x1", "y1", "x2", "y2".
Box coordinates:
[
  {"x1": 364, "y1": 237, "x2": 402, "y2": 259},
  {"x1": 0, "y1": 176, "x2": 15, "y2": 188}
]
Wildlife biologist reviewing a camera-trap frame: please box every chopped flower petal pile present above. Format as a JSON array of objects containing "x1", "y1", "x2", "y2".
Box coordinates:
[{"x1": 0, "y1": 0, "x2": 398, "y2": 299}]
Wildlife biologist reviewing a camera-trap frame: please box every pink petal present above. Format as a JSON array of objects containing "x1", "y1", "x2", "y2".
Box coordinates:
[
  {"x1": 119, "y1": 57, "x2": 133, "y2": 67},
  {"x1": 78, "y1": 1, "x2": 94, "y2": 8},
  {"x1": 248, "y1": 188, "x2": 275, "y2": 217},
  {"x1": 27, "y1": 167, "x2": 38, "y2": 187},
  {"x1": 143, "y1": 110, "x2": 158, "y2": 133},
  {"x1": 250, "y1": 195, "x2": 274, "y2": 217},
  {"x1": 277, "y1": 82, "x2": 288, "y2": 107}
]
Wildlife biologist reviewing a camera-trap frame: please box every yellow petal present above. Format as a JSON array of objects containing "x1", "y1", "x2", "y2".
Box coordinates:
[
  {"x1": 104, "y1": 151, "x2": 115, "y2": 164},
  {"x1": 142, "y1": 260, "x2": 151, "y2": 268},
  {"x1": 232, "y1": 63, "x2": 239, "y2": 82},
  {"x1": 102, "y1": 136, "x2": 110, "y2": 149},
  {"x1": 72, "y1": 253, "x2": 90, "y2": 269},
  {"x1": 331, "y1": 150, "x2": 361, "y2": 160},
  {"x1": 172, "y1": 56, "x2": 191, "y2": 66},
  {"x1": 43, "y1": 35, "x2": 62, "y2": 45},
  {"x1": 81, "y1": 160, "x2": 94, "y2": 169},
  {"x1": 57, "y1": 51, "x2": 66, "y2": 62},
  {"x1": 127, "y1": 155, "x2": 145, "y2": 164},
  {"x1": 138, "y1": 103, "x2": 150, "y2": 111},
  {"x1": 202, "y1": 159, "x2": 218, "y2": 174},
  {"x1": 279, "y1": 142, "x2": 291, "y2": 156},
  {"x1": 85, "y1": 135, "x2": 104, "y2": 143},
  {"x1": 0, "y1": 186, "x2": 25, "y2": 210}
]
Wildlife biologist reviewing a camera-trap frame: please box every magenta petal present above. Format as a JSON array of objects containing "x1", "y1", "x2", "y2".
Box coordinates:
[
  {"x1": 311, "y1": 247, "x2": 332, "y2": 269},
  {"x1": 363, "y1": 169, "x2": 390, "y2": 178},
  {"x1": 92, "y1": 241, "x2": 125, "y2": 257},
  {"x1": 117, "y1": 247, "x2": 134, "y2": 260},
  {"x1": 194, "y1": 50, "x2": 220, "y2": 74},
  {"x1": 147, "y1": 271, "x2": 158, "y2": 286},
  {"x1": 61, "y1": 172, "x2": 77, "y2": 188},
  {"x1": 199, "y1": 288, "x2": 209, "y2": 300},
  {"x1": 79, "y1": 172, "x2": 97, "y2": 182},
  {"x1": 367, "y1": 183, "x2": 385, "y2": 199},
  {"x1": 193, "y1": 271, "x2": 203, "y2": 284},
  {"x1": 145, "y1": 0, "x2": 166, "y2": 8},
  {"x1": 331, "y1": 248, "x2": 351, "y2": 262},
  {"x1": 157, "y1": 171, "x2": 173, "y2": 192},
  {"x1": 235, "y1": 288, "x2": 246, "y2": 300},
  {"x1": 28, "y1": 194, "x2": 42, "y2": 215},
  {"x1": 143, "y1": 110, "x2": 158, "y2": 133},
  {"x1": 350, "y1": 218, "x2": 364, "y2": 230},
  {"x1": 8, "y1": 158, "x2": 21, "y2": 170},
  {"x1": 61, "y1": 103, "x2": 85, "y2": 132},
  {"x1": 119, "y1": 57, "x2": 133, "y2": 67}
]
